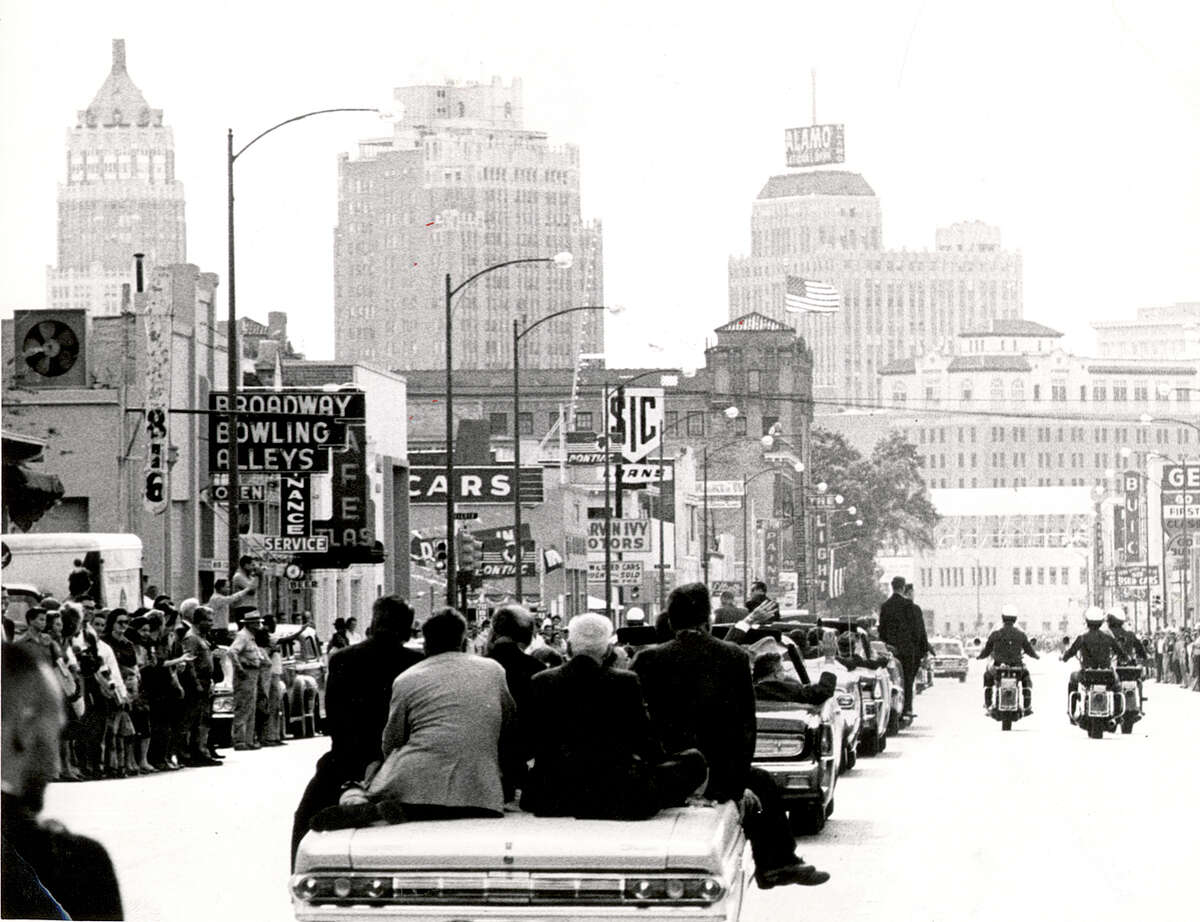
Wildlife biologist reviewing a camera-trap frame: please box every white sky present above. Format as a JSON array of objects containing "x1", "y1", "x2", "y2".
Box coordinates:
[{"x1": 2, "y1": 0, "x2": 1197, "y2": 368}]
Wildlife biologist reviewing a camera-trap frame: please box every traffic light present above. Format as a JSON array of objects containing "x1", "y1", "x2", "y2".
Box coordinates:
[
  {"x1": 433, "y1": 540, "x2": 448, "y2": 572},
  {"x1": 456, "y1": 530, "x2": 479, "y2": 571}
]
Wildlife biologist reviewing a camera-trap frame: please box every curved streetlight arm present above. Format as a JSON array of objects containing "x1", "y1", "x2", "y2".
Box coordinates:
[
  {"x1": 451, "y1": 257, "x2": 554, "y2": 300},
  {"x1": 1142, "y1": 416, "x2": 1200, "y2": 436},
  {"x1": 517, "y1": 305, "x2": 607, "y2": 341},
  {"x1": 233, "y1": 107, "x2": 380, "y2": 161}
]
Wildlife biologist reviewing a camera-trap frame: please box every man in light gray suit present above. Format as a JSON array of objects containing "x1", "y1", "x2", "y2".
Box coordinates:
[{"x1": 312, "y1": 608, "x2": 518, "y2": 830}]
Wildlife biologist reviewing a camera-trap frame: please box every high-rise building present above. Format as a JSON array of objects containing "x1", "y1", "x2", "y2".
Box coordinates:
[
  {"x1": 728, "y1": 171, "x2": 1022, "y2": 404},
  {"x1": 47, "y1": 39, "x2": 186, "y2": 315},
  {"x1": 1092, "y1": 302, "x2": 1200, "y2": 360},
  {"x1": 334, "y1": 77, "x2": 603, "y2": 371}
]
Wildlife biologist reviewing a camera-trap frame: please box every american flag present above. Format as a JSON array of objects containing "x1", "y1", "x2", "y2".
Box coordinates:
[{"x1": 784, "y1": 276, "x2": 840, "y2": 313}]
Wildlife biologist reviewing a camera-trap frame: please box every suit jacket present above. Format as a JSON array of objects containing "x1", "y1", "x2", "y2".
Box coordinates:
[
  {"x1": 325, "y1": 636, "x2": 423, "y2": 781},
  {"x1": 521, "y1": 656, "x2": 665, "y2": 819},
  {"x1": 2, "y1": 794, "x2": 122, "y2": 921},
  {"x1": 370, "y1": 652, "x2": 517, "y2": 814},
  {"x1": 632, "y1": 629, "x2": 755, "y2": 802},
  {"x1": 488, "y1": 639, "x2": 546, "y2": 711},
  {"x1": 879, "y1": 593, "x2": 929, "y2": 659}
]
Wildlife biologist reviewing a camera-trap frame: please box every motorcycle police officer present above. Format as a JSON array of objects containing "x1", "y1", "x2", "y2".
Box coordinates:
[
  {"x1": 978, "y1": 604, "x2": 1039, "y2": 714},
  {"x1": 1104, "y1": 608, "x2": 1147, "y2": 662},
  {"x1": 1062, "y1": 606, "x2": 1126, "y2": 724},
  {"x1": 1105, "y1": 606, "x2": 1147, "y2": 702}
]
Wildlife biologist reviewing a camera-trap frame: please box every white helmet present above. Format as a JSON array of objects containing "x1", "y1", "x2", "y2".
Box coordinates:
[
  {"x1": 1001, "y1": 604, "x2": 1018, "y2": 621},
  {"x1": 1084, "y1": 605, "x2": 1105, "y2": 626},
  {"x1": 1105, "y1": 607, "x2": 1126, "y2": 625}
]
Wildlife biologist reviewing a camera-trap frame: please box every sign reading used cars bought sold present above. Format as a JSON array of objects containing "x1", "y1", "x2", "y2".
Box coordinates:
[{"x1": 587, "y1": 560, "x2": 643, "y2": 585}]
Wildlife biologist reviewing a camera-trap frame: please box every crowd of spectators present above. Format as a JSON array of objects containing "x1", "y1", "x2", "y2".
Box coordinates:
[
  {"x1": 0, "y1": 563, "x2": 299, "y2": 781},
  {"x1": 1145, "y1": 628, "x2": 1199, "y2": 689}
]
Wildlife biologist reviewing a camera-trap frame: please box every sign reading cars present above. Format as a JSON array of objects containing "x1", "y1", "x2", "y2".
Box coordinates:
[
  {"x1": 408, "y1": 467, "x2": 545, "y2": 505},
  {"x1": 587, "y1": 560, "x2": 643, "y2": 585}
]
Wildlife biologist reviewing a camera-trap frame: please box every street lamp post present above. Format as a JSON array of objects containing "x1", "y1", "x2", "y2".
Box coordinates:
[
  {"x1": 741, "y1": 465, "x2": 801, "y2": 599},
  {"x1": 443, "y1": 253, "x2": 572, "y2": 605},
  {"x1": 226, "y1": 108, "x2": 379, "y2": 585},
  {"x1": 512, "y1": 304, "x2": 610, "y2": 601}
]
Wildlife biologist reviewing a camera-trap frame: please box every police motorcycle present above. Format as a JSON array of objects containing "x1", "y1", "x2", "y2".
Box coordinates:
[
  {"x1": 1064, "y1": 607, "x2": 1125, "y2": 740},
  {"x1": 980, "y1": 605, "x2": 1036, "y2": 732},
  {"x1": 1104, "y1": 608, "x2": 1145, "y2": 734}
]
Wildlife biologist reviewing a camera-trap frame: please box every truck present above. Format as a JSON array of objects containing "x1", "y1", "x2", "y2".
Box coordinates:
[{"x1": 1, "y1": 533, "x2": 143, "y2": 610}]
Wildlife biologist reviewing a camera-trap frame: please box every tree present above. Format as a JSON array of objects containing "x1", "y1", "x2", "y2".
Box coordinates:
[{"x1": 809, "y1": 427, "x2": 938, "y2": 617}]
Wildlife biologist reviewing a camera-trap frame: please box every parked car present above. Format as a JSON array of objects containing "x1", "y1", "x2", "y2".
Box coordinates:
[
  {"x1": 930, "y1": 636, "x2": 970, "y2": 682},
  {"x1": 293, "y1": 803, "x2": 752, "y2": 922},
  {"x1": 822, "y1": 619, "x2": 891, "y2": 756},
  {"x1": 211, "y1": 623, "x2": 327, "y2": 746}
]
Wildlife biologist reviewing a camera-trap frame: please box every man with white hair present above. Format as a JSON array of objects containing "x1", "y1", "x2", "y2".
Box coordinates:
[{"x1": 520, "y1": 614, "x2": 707, "y2": 820}]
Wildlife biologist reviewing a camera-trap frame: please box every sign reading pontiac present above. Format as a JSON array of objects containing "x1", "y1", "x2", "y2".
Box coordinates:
[
  {"x1": 408, "y1": 467, "x2": 545, "y2": 505},
  {"x1": 784, "y1": 124, "x2": 845, "y2": 168}
]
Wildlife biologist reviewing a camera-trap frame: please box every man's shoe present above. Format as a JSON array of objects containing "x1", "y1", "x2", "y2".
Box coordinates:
[
  {"x1": 756, "y1": 862, "x2": 830, "y2": 889},
  {"x1": 233, "y1": 744, "x2": 252, "y2": 751},
  {"x1": 207, "y1": 749, "x2": 225, "y2": 760},
  {"x1": 311, "y1": 802, "x2": 382, "y2": 832},
  {"x1": 247, "y1": 743, "x2": 262, "y2": 750}
]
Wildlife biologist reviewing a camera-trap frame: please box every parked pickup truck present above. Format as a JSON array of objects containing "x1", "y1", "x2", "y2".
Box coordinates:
[{"x1": 292, "y1": 802, "x2": 751, "y2": 922}]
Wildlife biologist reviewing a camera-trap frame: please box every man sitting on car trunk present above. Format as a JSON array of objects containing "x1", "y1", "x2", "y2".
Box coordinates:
[
  {"x1": 520, "y1": 614, "x2": 707, "y2": 820},
  {"x1": 633, "y1": 583, "x2": 830, "y2": 889}
]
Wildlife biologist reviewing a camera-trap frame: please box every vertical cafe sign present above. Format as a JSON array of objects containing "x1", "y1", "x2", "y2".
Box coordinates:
[{"x1": 142, "y1": 270, "x2": 171, "y2": 514}]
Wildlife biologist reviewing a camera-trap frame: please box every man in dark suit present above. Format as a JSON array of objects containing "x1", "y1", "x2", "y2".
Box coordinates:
[
  {"x1": 290, "y1": 595, "x2": 422, "y2": 868},
  {"x1": 633, "y1": 583, "x2": 829, "y2": 889},
  {"x1": 486, "y1": 604, "x2": 546, "y2": 711},
  {"x1": 2, "y1": 642, "x2": 123, "y2": 920},
  {"x1": 521, "y1": 614, "x2": 706, "y2": 819},
  {"x1": 486, "y1": 604, "x2": 546, "y2": 799},
  {"x1": 879, "y1": 575, "x2": 930, "y2": 718}
]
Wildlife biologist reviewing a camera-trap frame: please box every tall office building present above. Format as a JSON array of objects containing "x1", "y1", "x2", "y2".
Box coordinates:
[
  {"x1": 728, "y1": 171, "x2": 1022, "y2": 404},
  {"x1": 334, "y1": 77, "x2": 603, "y2": 371},
  {"x1": 47, "y1": 39, "x2": 186, "y2": 315}
]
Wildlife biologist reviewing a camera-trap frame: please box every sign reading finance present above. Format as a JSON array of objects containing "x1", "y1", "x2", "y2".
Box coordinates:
[
  {"x1": 586, "y1": 519, "x2": 651, "y2": 553},
  {"x1": 408, "y1": 467, "x2": 545, "y2": 505},
  {"x1": 207, "y1": 389, "x2": 364, "y2": 473},
  {"x1": 280, "y1": 475, "x2": 311, "y2": 538},
  {"x1": 784, "y1": 124, "x2": 845, "y2": 168},
  {"x1": 588, "y1": 560, "x2": 643, "y2": 585},
  {"x1": 606, "y1": 388, "x2": 663, "y2": 463}
]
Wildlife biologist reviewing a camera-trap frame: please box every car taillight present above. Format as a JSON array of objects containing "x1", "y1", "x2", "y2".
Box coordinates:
[
  {"x1": 755, "y1": 733, "x2": 805, "y2": 759},
  {"x1": 821, "y1": 725, "x2": 834, "y2": 756},
  {"x1": 836, "y1": 693, "x2": 855, "y2": 709},
  {"x1": 290, "y1": 873, "x2": 725, "y2": 906}
]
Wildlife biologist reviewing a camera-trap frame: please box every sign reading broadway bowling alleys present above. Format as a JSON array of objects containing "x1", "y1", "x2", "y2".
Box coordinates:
[{"x1": 207, "y1": 390, "x2": 365, "y2": 472}]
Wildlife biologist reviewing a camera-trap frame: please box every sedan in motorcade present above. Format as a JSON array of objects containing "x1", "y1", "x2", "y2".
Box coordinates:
[
  {"x1": 930, "y1": 636, "x2": 970, "y2": 682},
  {"x1": 211, "y1": 622, "x2": 327, "y2": 745},
  {"x1": 822, "y1": 619, "x2": 891, "y2": 756},
  {"x1": 293, "y1": 801, "x2": 752, "y2": 922}
]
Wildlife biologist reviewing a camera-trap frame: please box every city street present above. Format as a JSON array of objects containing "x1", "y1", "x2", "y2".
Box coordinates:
[{"x1": 42, "y1": 657, "x2": 1200, "y2": 922}]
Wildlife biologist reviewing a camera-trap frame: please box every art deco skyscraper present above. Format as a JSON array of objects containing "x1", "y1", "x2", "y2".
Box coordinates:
[
  {"x1": 334, "y1": 77, "x2": 603, "y2": 371},
  {"x1": 48, "y1": 39, "x2": 186, "y2": 315}
]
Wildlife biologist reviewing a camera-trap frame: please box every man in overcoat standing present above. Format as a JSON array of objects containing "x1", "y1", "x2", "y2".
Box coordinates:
[{"x1": 879, "y1": 575, "x2": 931, "y2": 719}]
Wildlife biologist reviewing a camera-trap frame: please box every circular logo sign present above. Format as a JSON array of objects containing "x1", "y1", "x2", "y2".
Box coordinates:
[{"x1": 284, "y1": 563, "x2": 304, "y2": 580}]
